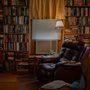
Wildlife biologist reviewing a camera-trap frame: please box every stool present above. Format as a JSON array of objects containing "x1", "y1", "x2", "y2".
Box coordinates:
[{"x1": 39, "y1": 80, "x2": 72, "y2": 90}]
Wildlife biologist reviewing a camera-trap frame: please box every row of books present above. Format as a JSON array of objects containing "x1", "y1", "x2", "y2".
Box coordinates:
[
  {"x1": 15, "y1": 52, "x2": 28, "y2": 59},
  {"x1": 0, "y1": 2, "x2": 3, "y2": 52},
  {"x1": 0, "y1": 35, "x2": 4, "y2": 48},
  {"x1": 0, "y1": 9, "x2": 3, "y2": 17},
  {"x1": 0, "y1": 26, "x2": 3, "y2": 33},
  {"x1": 4, "y1": 34, "x2": 28, "y2": 42},
  {"x1": 7, "y1": 52, "x2": 14, "y2": 60},
  {"x1": 4, "y1": 25, "x2": 28, "y2": 34},
  {"x1": 78, "y1": 26, "x2": 90, "y2": 34},
  {"x1": 64, "y1": 35, "x2": 77, "y2": 41},
  {"x1": 6, "y1": 60, "x2": 15, "y2": 72},
  {"x1": 4, "y1": 42, "x2": 29, "y2": 51},
  {"x1": 0, "y1": 4, "x2": 3, "y2": 33},
  {"x1": 4, "y1": 16, "x2": 29, "y2": 24},
  {"x1": 16, "y1": 64, "x2": 29, "y2": 72},
  {"x1": 0, "y1": 43, "x2": 4, "y2": 50},
  {"x1": 3, "y1": 0, "x2": 28, "y2": 6},
  {"x1": 65, "y1": 7, "x2": 90, "y2": 16},
  {"x1": 64, "y1": 27, "x2": 90, "y2": 39},
  {"x1": 64, "y1": 35, "x2": 90, "y2": 45},
  {"x1": 4, "y1": 6, "x2": 28, "y2": 16},
  {"x1": 5, "y1": 51, "x2": 28, "y2": 60},
  {"x1": 65, "y1": 0, "x2": 90, "y2": 6},
  {"x1": 65, "y1": 17, "x2": 90, "y2": 26}
]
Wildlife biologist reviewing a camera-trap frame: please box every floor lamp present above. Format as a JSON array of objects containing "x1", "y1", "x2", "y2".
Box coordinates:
[{"x1": 55, "y1": 20, "x2": 64, "y2": 51}]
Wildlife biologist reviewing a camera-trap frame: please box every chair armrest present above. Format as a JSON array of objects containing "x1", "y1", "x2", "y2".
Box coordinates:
[
  {"x1": 56, "y1": 61, "x2": 81, "y2": 68},
  {"x1": 63, "y1": 62, "x2": 81, "y2": 66},
  {"x1": 39, "y1": 55, "x2": 59, "y2": 63}
]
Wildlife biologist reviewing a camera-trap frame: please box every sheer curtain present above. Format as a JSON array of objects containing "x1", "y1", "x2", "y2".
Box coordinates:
[{"x1": 29, "y1": 0, "x2": 65, "y2": 19}]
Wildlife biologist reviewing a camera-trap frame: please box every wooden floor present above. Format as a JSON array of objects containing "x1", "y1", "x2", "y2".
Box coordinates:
[{"x1": 0, "y1": 73, "x2": 42, "y2": 90}]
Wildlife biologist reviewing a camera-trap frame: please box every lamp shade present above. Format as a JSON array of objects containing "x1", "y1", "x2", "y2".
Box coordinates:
[{"x1": 56, "y1": 20, "x2": 64, "y2": 28}]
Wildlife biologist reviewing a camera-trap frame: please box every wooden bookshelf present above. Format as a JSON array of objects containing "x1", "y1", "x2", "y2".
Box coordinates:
[
  {"x1": 64, "y1": 0, "x2": 90, "y2": 46},
  {"x1": 0, "y1": 0, "x2": 4, "y2": 51},
  {"x1": 15, "y1": 51, "x2": 29, "y2": 72},
  {"x1": 2, "y1": 0, "x2": 29, "y2": 72}
]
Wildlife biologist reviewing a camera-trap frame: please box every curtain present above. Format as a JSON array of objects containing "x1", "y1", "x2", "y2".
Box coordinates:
[{"x1": 29, "y1": 0, "x2": 65, "y2": 19}]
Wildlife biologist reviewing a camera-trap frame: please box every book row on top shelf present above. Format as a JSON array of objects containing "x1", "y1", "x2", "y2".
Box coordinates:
[
  {"x1": 65, "y1": 0, "x2": 90, "y2": 6},
  {"x1": 65, "y1": 7, "x2": 90, "y2": 16}
]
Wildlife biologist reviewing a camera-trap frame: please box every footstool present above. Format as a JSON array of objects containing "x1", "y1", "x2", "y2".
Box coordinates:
[{"x1": 39, "y1": 80, "x2": 72, "y2": 90}]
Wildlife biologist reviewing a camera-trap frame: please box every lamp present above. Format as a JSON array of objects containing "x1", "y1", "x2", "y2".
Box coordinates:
[
  {"x1": 55, "y1": 20, "x2": 64, "y2": 52},
  {"x1": 55, "y1": 20, "x2": 64, "y2": 29}
]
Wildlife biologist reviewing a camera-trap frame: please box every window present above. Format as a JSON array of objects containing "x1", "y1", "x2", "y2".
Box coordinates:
[
  {"x1": 32, "y1": 19, "x2": 61, "y2": 54},
  {"x1": 36, "y1": 40, "x2": 57, "y2": 54}
]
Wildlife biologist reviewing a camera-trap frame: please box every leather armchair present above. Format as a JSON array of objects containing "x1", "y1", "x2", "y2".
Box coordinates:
[{"x1": 37, "y1": 41, "x2": 90, "y2": 84}]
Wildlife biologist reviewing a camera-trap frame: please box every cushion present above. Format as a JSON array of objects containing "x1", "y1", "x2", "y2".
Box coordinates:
[{"x1": 40, "y1": 80, "x2": 70, "y2": 90}]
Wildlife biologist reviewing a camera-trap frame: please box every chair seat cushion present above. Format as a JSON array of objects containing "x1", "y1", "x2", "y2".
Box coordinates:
[{"x1": 40, "y1": 80, "x2": 70, "y2": 90}]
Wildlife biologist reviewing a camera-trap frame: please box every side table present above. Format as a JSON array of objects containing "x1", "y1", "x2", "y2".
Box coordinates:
[
  {"x1": 28, "y1": 55, "x2": 43, "y2": 76},
  {"x1": 28, "y1": 55, "x2": 58, "y2": 76}
]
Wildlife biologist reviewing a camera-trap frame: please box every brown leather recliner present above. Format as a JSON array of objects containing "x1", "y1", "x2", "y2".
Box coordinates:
[{"x1": 37, "y1": 41, "x2": 90, "y2": 84}]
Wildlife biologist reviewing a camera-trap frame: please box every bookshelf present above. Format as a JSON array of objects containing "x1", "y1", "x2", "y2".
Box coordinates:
[
  {"x1": 0, "y1": 0, "x2": 4, "y2": 50},
  {"x1": 15, "y1": 51, "x2": 29, "y2": 72},
  {"x1": 3, "y1": 0, "x2": 29, "y2": 72},
  {"x1": 0, "y1": 0, "x2": 4, "y2": 72},
  {"x1": 64, "y1": 0, "x2": 90, "y2": 46}
]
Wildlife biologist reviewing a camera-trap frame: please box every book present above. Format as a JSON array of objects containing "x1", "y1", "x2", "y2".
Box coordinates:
[
  {"x1": 85, "y1": 26, "x2": 90, "y2": 34},
  {"x1": 88, "y1": 0, "x2": 90, "y2": 6},
  {"x1": 74, "y1": 0, "x2": 78, "y2": 5}
]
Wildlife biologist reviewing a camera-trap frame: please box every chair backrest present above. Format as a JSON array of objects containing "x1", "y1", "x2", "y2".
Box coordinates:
[{"x1": 57, "y1": 41, "x2": 86, "y2": 62}]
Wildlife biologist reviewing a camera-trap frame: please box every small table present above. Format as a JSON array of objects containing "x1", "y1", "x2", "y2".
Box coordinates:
[
  {"x1": 28, "y1": 55, "x2": 42, "y2": 75},
  {"x1": 29, "y1": 55, "x2": 58, "y2": 76}
]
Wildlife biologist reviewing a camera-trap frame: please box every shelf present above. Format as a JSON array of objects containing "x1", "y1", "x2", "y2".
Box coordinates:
[
  {"x1": 1, "y1": 0, "x2": 29, "y2": 72},
  {"x1": 64, "y1": 0, "x2": 90, "y2": 46}
]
